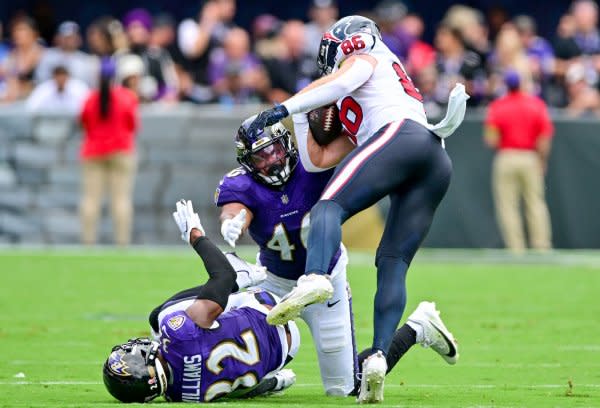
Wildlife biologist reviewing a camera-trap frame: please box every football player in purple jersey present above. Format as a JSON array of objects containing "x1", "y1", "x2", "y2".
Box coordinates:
[
  {"x1": 215, "y1": 118, "x2": 459, "y2": 399},
  {"x1": 102, "y1": 200, "x2": 299, "y2": 403},
  {"x1": 215, "y1": 117, "x2": 357, "y2": 396}
]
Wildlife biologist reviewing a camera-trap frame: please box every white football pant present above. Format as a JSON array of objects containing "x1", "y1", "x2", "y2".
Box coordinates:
[{"x1": 256, "y1": 245, "x2": 356, "y2": 396}]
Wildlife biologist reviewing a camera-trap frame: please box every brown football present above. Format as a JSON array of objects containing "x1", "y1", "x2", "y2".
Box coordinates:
[{"x1": 308, "y1": 104, "x2": 342, "y2": 146}]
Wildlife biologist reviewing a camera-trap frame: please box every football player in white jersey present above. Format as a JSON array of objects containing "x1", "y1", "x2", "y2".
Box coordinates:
[{"x1": 245, "y1": 15, "x2": 467, "y2": 403}]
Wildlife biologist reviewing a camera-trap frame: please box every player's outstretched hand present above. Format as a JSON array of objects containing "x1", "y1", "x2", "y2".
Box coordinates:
[
  {"x1": 246, "y1": 105, "x2": 289, "y2": 139},
  {"x1": 221, "y1": 209, "x2": 246, "y2": 248},
  {"x1": 173, "y1": 199, "x2": 205, "y2": 243}
]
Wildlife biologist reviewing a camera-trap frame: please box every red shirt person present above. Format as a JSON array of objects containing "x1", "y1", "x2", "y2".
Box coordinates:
[
  {"x1": 484, "y1": 70, "x2": 553, "y2": 252},
  {"x1": 79, "y1": 58, "x2": 139, "y2": 246},
  {"x1": 80, "y1": 84, "x2": 138, "y2": 158}
]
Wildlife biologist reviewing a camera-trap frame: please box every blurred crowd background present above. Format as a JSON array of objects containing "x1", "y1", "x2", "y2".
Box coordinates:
[
  {"x1": 2, "y1": 0, "x2": 600, "y2": 117},
  {"x1": 2, "y1": 0, "x2": 600, "y2": 249}
]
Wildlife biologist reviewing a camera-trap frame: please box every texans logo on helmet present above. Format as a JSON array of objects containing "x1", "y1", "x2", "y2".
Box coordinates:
[{"x1": 108, "y1": 351, "x2": 131, "y2": 376}]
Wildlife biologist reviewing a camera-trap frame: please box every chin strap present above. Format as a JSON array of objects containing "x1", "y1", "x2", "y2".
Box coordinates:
[{"x1": 154, "y1": 357, "x2": 168, "y2": 396}]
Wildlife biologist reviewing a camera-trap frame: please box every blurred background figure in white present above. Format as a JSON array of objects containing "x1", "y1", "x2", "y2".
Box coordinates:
[{"x1": 26, "y1": 65, "x2": 89, "y2": 112}]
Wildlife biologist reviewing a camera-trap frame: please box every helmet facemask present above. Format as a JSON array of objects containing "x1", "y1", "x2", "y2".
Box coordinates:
[
  {"x1": 237, "y1": 122, "x2": 298, "y2": 187},
  {"x1": 103, "y1": 338, "x2": 168, "y2": 403}
]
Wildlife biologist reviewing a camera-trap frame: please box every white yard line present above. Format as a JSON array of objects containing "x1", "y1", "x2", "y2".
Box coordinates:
[
  {"x1": 1, "y1": 246, "x2": 599, "y2": 267},
  {"x1": 1, "y1": 381, "x2": 598, "y2": 389}
]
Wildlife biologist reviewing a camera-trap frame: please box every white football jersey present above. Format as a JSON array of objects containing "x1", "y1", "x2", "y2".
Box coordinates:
[{"x1": 332, "y1": 32, "x2": 428, "y2": 146}]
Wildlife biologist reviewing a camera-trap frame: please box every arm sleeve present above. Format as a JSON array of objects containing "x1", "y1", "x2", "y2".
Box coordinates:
[
  {"x1": 191, "y1": 236, "x2": 238, "y2": 307},
  {"x1": 148, "y1": 236, "x2": 238, "y2": 332},
  {"x1": 292, "y1": 113, "x2": 332, "y2": 173},
  {"x1": 282, "y1": 58, "x2": 374, "y2": 114}
]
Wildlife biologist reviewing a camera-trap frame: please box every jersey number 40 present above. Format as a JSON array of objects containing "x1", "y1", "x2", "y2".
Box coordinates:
[{"x1": 267, "y1": 213, "x2": 310, "y2": 261}]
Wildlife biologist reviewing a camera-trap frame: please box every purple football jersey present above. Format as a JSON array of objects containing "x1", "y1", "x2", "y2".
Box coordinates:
[
  {"x1": 215, "y1": 162, "x2": 340, "y2": 280},
  {"x1": 159, "y1": 307, "x2": 283, "y2": 402}
]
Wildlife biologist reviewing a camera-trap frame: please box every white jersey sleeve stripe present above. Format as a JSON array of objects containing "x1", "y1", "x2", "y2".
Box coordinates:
[{"x1": 321, "y1": 120, "x2": 403, "y2": 200}]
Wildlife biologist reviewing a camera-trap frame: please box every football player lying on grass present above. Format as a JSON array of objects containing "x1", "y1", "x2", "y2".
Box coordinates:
[
  {"x1": 102, "y1": 200, "x2": 458, "y2": 403},
  {"x1": 103, "y1": 200, "x2": 299, "y2": 403}
]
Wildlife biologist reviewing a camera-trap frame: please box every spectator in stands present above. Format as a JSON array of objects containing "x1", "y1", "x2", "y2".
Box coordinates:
[
  {"x1": 553, "y1": 13, "x2": 581, "y2": 62},
  {"x1": 150, "y1": 13, "x2": 179, "y2": 59},
  {"x1": 484, "y1": 71, "x2": 553, "y2": 254},
  {"x1": 514, "y1": 15, "x2": 556, "y2": 98},
  {"x1": 564, "y1": 62, "x2": 600, "y2": 117},
  {"x1": 122, "y1": 8, "x2": 178, "y2": 102},
  {"x1": 262, "y1": 20, "x2": 318, "y2": 103},
  {"x1": 35, "y1": 21, "x2": 97, "y2": 87},
  {"x1": 441, "y1": 6, "x2": 491, "y2": 102},
  {"x1": 488, "y1": 24, "x2": 534, "y2": 97},
  {"x1": 116, "y1": 54, "x2": 145, "y2": 100},
  {"x1": 177, "y1": 0, "x2": 236, "y2": 103},
  {"x1": 26, "y1": 65, "x2": 89, "y2": 112},
  {"x1": 433, "y1": 23, "x2": 486, "y2": 105},
  {"x1": 79, "y1": 58, "x2": 139, "y2": 246},
  {"x1": 304, "y1": 0, "x2": 338, "y2": 57},
  {"x1": 571, "y1": 0, "x2": 600, "y2": 56},
  {"x1": 207, "y1": 27, "x2": 269, "y2": 104},
  {"x1": 400, "y1": 13, "x2": 435, "y2": 77},
  {"x1": 415, "y1": 64, "x2": 444, "y2": 118},
  {"x1": 86, "y1": 17, "x2": 123, "y2": 58},
  {"x1": 548, "y1": 13, "x2": 582, "y2": 106},
  {"x1": 1, "y1": 16, "x2": 44, "y2": 102},
  {"x1": 252, "y1": 14, "x2": 283, "y2": 60},
  {"x1": 570, "y1": 0, "x2": 600, "y2": 89},
  {"x1": 373, "y1": 0, "x2": 410, "y2": 59}
]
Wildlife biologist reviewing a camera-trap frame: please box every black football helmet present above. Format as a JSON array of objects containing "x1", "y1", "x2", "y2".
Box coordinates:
[
  {"x1": 317, "y1": 15, "x2": 382, "y2": 76},
  {"x1": 236, "y1": 116, "x2": 298, "y2": 187},
  {"x1": 103, "y1": 338, "x2": 167, "y2": 403}
]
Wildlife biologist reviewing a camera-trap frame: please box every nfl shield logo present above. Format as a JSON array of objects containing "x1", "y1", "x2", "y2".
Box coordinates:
[{"x1": 281, "y1": 194, "x2": 289, "y2": 204}]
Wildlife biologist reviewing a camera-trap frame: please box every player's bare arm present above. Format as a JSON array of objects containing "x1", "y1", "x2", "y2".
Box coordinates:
[
  {"x1": 306, "y1": 127, "x2": 355, "y2": 169},
  {"x1": 293, "y1": 112, "x2": 355, "y2": 171},
  {"x1": 484, "y1": 125, "x2": 500, "y2": 148}
]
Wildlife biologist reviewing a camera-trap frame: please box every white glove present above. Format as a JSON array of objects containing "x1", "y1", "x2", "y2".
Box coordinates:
[
  {"x1": 273, "y1": 369, "x2": 296, "y2": 392},
  {"x1": 221, "y1": 209, "x2": 247, "y2": 248},
  {"x1": 172, "y1": 199, "x2": 205, "y2": 243},
  {"x1": 224, "y1": 252, "x2": 267, "y2": 289}
]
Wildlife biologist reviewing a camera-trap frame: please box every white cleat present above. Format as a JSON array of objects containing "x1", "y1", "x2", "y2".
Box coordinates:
[
  {"x1": 407, "y1": 301, "x2": 459, "y2": 365},
  {"x1": 267, "y1": 274, "x2": 333, "y2": 325},
  {"x1": 357, "y1": 351, "x2": 387, "y2": 404},
  {"x1": 272, "y1": 369, "x2": 296, "y2": 392}
]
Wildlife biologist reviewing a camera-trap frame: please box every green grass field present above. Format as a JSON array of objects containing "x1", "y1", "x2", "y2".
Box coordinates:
[{"x1": 1, "y1": 248, "x2": 599, "y2": 407}]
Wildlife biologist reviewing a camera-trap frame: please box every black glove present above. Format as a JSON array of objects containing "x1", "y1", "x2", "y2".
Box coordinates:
[{"x1": 247, "y1": 105, "x2": 289, "y2": 140}]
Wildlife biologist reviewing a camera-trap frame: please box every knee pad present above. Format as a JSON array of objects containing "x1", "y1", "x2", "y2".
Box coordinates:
[{"x1": 316, "y1": 315, "x2": 349, "y2": 353}]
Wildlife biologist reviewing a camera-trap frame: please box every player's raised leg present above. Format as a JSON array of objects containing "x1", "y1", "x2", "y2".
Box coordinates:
[
  {"x1": 267, "y1": 122, "x2": 407, "y2": 326},
  {"x1": 354, "y1": 302, "x2": 459, "y2": 401},
  {"x1": 371, "y1": 139, "x2": 451, "y2": 355}
]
